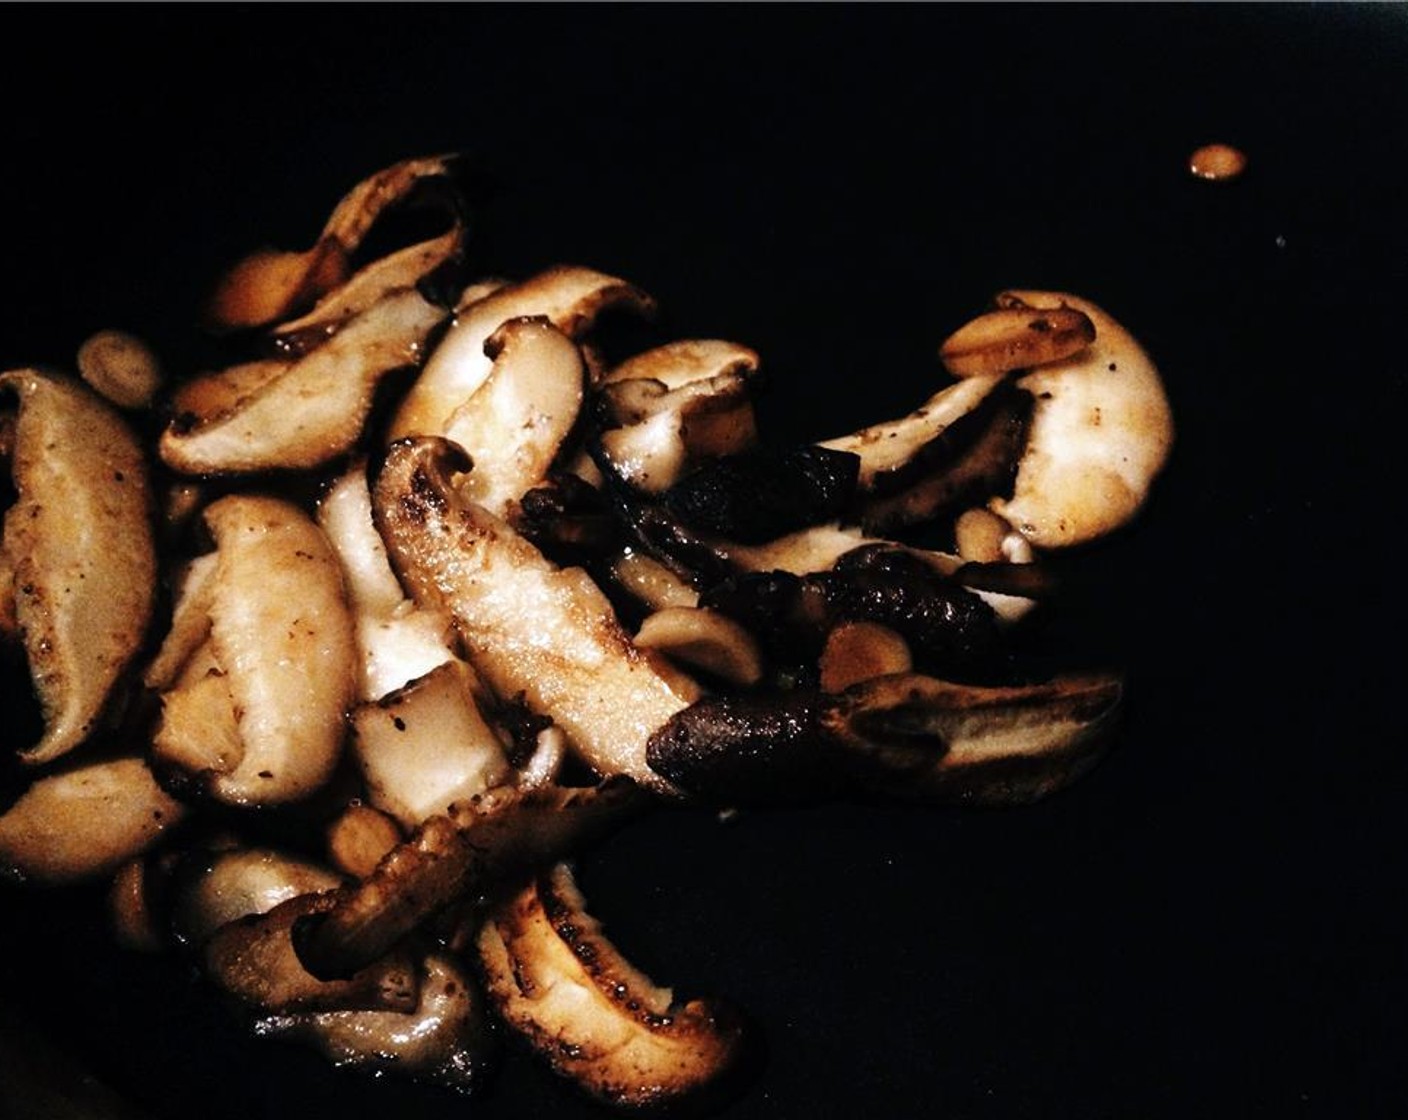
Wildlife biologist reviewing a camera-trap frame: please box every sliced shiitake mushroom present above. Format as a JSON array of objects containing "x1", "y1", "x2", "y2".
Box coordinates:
[
  {"x1": 292, "y1": 780, "x2": 647, "y2": 982},
  {"x1": 478, "y1": 862, "x2": 747, "y2": 1111},
  {"x1": 1, "y1": 368, "x2": 156, "y2": 764},
  {"x1": 147, "y1": 494, "x2": 356, "y2": 807},
  {"x1": 646, "y1": 671, "x2": 1122, "y2": 806},
  {"x1": 389, "y1": 265, "x2": 655, "y2": 446},
  {"x1": 988, "y1": 290, "x2": 1174, "y2": 548},
  {"x1": 0, "y1": 756, "x2": 186, "y2": 885},
  {"x1": 206, "y1": 154, "x2": 462, "y2": 332},
  {"x1": 162, "y1": 288, "x2": 446, "y2": 475},
  {"x1": 372, "y1": 437, "x2": 698, "y2": 794}
]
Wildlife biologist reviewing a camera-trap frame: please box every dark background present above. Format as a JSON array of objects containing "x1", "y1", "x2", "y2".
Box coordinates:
[{"x1": 2, "y1": 5, "x2": 1405, "y2": 1118}]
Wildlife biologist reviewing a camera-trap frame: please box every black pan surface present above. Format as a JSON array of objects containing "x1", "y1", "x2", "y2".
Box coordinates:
[{"x1": 2, "y1": 6, "x2": 1405, "y2": 1118}]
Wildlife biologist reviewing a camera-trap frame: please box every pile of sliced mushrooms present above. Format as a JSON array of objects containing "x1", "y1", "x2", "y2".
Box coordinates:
[{"x1": 0, "y1": 155, "x2": 1174, "y2": 1110}]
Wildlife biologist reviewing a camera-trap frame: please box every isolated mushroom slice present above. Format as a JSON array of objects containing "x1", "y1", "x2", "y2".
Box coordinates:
[
  {"x1": 988, "y1": 290, "x2": 1174, "y2": 548},
  {"x1": 372, "y1": 437, "x2": 698, "y2": 793},
  {"x1": 206, "y1": 153, "x2": 462, "y2": 332},
  {"x1": 148, "y1": 494, "x2": 356, "y2": 808},
  {"x1": 162, "y1": 287, "x2": 447, "y2": 475},
  {"x1": 0, "y1": 756, "x2": 187, "y2": 885},
  {"x1": 388, "y1": 265, "x2": 655, "y2": 445},
  {"x1": 646, "y1": 671, "x2": 1122, "y2": 806},
  {"x1": 292, "y1": 779, "x2": 647, "y2": 982},
  {"x1": 478, "y1": 862, "x2": 746, "y2": 1111},
  {"x1": 1, "y1": 368, "x2": 156, "y2": 764}
]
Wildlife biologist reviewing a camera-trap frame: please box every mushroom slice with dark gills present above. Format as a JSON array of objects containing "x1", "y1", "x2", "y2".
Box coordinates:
[
  {"x1": 161, "y1": 287, "x2": 447, "y2": 476},
  {"x1": 372, "y1": 437, "x2": 699, "y2": 794},
  {"x1": 388, "y1": 265, "x2": 655, "y2": 446},
  {"x1": 291, "y1": 779, "x2": 647, "y2": 981},
  {"x1": 478, "y1": 861, "x2": 747, "y2": 1111},
  {"x1": 647, "y1": 671, "x2": 1122, "y2": 807},
  {"x1": 1, "y1": 368, "x2": 156, "y2": 764},
  {"x1": 206, "y1": 153, "x2": 463, "y2": 333},
  {"x1": 146, "y1": 494, "x2": 356, "y2": 808},
  {"x1": 816, "y1": 373, "x2": 1032, "y2": 534}
]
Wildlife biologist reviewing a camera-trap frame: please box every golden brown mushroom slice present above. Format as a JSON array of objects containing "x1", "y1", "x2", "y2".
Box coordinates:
[
  {"x1": 372, "y1": 437, "x2": 698, "y2": 794},
  {"x1": 478, "y1": 862, "x2": 747, "y2": 1111},
  {"x1": 0, "y1": 368, "x2": 156, "y2": 764},
  {"x1": 0, "y1": 756, "x2": 187, "y2": 885},
  {"x1": 161, "y1": 287, "x2": 446, "y2": 475},
  {"x1": 206, "y1": 154, "x2": 461, "y2": 332},
  {"x1": 147, "y1": 494, "x2": 356, "y2": 808},
  {"x1": 988, "y1": 290, "x2": 1175, "y2": 549}
]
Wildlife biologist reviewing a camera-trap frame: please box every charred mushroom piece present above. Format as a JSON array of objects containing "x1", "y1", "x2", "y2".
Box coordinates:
[
  {"x1": 818, "y1": 374, "x2": 1033, "y2": 533},
  {"x1": 389, "y1": 265, "x2": 655, "y2": 445},
  {"x1": 478, "y1": 862, "x2": 746, "y2": 1110},
  {"x1": 161, "y1": 288, "x2": 447, "y2": 475},
  {"x1": 646, "y1": 671, "x2": 1122, "y2": 806},
  {"x1": 147, "y1": 495, "x2": 356, "y2": 808},
  {"x1": 989, "y1": 290, "x2": 1175, "y2": 548},
  {"x1": 0, "y1": 757, "x2": 187, "y2": 885},
  {"x1": 1, "y1": 368, "x2": 156, "y2": 764},
  {"x1": 372, "y1": 438, "x2": 698, "y2": 794},
  {"x1": 292, "y1": 779, "x2": 647, "y2": 981},
  {"x1": 206, "y1": 154, "x2": 462, "y2": 332}
]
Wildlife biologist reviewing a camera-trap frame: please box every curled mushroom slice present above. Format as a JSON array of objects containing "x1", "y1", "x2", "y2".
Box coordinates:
[
  {"x1": 388, "y1": 265, "x2": 655, "y2": 445},
  {"x1": 988, "y1": 290, "x2": 1175, "y2": 549},
  {"x1": 442, "y1": 316, "x2": 586, "y2": 517},
  {"x1": 646, "y1": 671, "x2": 1122, "y2": 806},
  {"x1": 373, "y1": 438, "x2": 698, "y2": 794},
  {"x1": 255, "y1": 951, "x2": 495, "y2": 1094},
  {"x1": 206, "y1": 154, "x2": 461, "y2": 332},
  {"x1": 478, "y1": 862, "x2": 746, "y2": 1111},
  {"x1": 204, "y1": 891, "x2": 419, "y2": 1016},
  {"x1": 162, "y1": 287, "x2": 447, "y2": 475},
  {"x1": 171, "y1": 846, "x2": 346, "y2": 948},
  {"x1": 939, "y1": 305, "x2": 1096, "y2": 379},
  {"x1": 148, "y1": 495, "x2": 356, "y2": 808},
  {"x1": 594, "y1": 339, "x2": 761, "y2": 494},
  {"x1": 75, "y1": 329, "x2": 164, "y2": 410},
  {"x1": 0, "y1": 756, "x2": 186, "y2": 885},
  {"x1": 634, "y1": 606, "x2": 763, "y2": 687},
  {"x1": 1, "y1": 368, "x2": 156, "y2": 764},
  {"x1": 292, "y1": 779, "x2": 647, "y2": 981}
]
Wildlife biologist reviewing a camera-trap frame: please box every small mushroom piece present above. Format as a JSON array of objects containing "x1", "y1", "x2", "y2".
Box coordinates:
[
  {"x1": 0, "y1": 756, "x2": 187, "y2": 885},
  {"x1": 818, "y1": 620, "x2": 912, "y2": 693},
  {"x1": 148, "y1": 495, "x2": 356, "y2": 808},
  {"x1": 646, "y1": 671, "x2": 1122, "y2": 807},
  {"x1": 291, "y1": 779, "x2": 647, "y2": 982},
  {"x1": 350, "y1": 660, "x2": 511, "y2": 830},
  {"x1": 441, "y1": 316, "x2": 586, "y2": 518},
  {"x1": 373, "y1": 438, "x2": 698, "y2": 794},
  {"x1": 478, "y1": 862, "x2": 746, "y2": 1111},
  {"x1": 634, "y1": 606, "x2": 764, "y2": 687},
  {"x1": 171, "y1": 846, "x2": 346, "y2": 948},
  {"x1": 1, "y1": 368, "x2": 156, "y2": 764},
  {"x1": 326, "y1": 804, "x2": 403, "y2": 879},
  {"x1": 75, "y1": 329, "x2": 164, "y2": 410},
  {"x1": 255, "y1": 951, "x2": 495, "y2": 1094},
  {"x1": 161, "y1": 288, "x2": 447, "y2": 476},
  {"x1": 206, "y1": 154, "x2": 461, "y2": 332},
  {"x1": 988, "y1": 290, "x2": 1175, "y2": 549},
  {"x1": 389, "y1": 265, "x2": 655, "y2": 445},
  {"x1": 939, "y1": 305, "x2": 1096, "y2": 379}
]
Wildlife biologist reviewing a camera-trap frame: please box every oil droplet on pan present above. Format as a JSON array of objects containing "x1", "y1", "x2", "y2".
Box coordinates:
[{"x1": 1189, "y1": 143, "x2": 1248, "y2": 182}]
